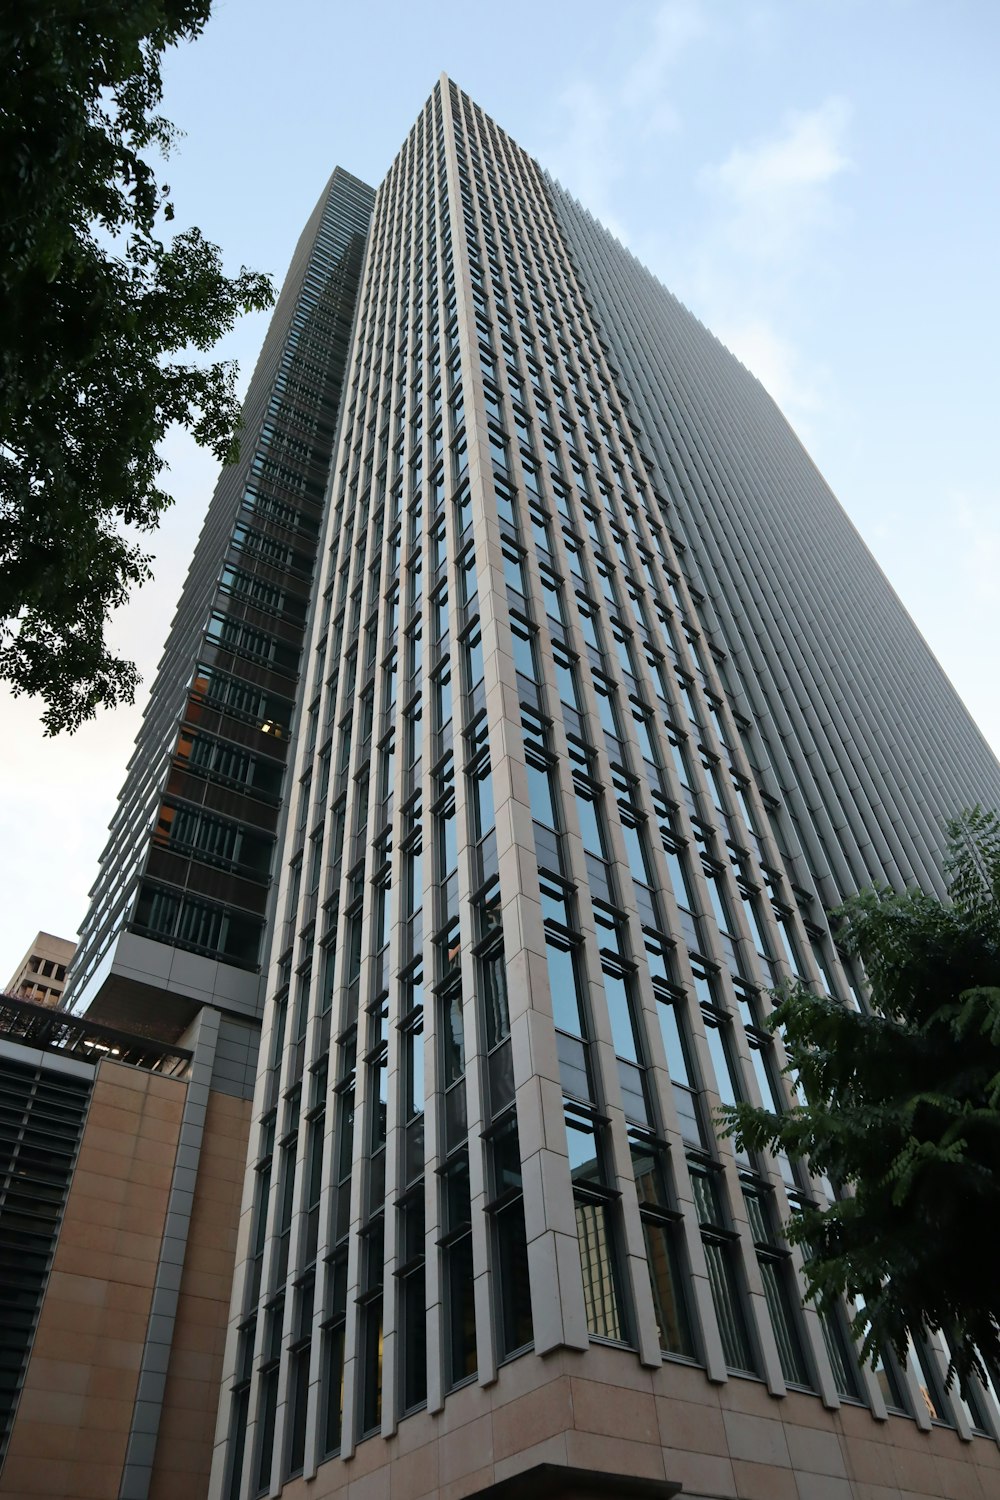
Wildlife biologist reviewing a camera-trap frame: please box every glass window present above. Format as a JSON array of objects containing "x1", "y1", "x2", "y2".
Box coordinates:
[
  {"x1": 744, "y1": 1186, "x2": 810, "y2": 1387},
  {"x1": 526, "y1": 758, "x2": 558, "y2": 829},
  {"x1": 574, "y1": 787, "x2": 607, "y2": 858},
  {"x1": 690, "y1": 1166, "x2": 755, "y2": 1373},
  {"x1": 470, "y1": 765, "x2": 495, "y2": 841},
  {"x1": 481, "y1": 946, "x2": 510, "y2": 1049},
  {"x1": 440, "y1": 980, "x2": 464, "y2": 1089},
  {"x1": 398, "y1": 1198, "x2": 427, "y2": 1411},
  {"x1": 565, "y1": 1106, "x2": 624, "y2": 1341},
  {"x1": 545, "y1": 938, "x2": 585, "y2": 1038},
  {"x1": 510, "y1": 622, "x2": 538, "y2": 682},
  {"x1": 629, "y1": 1131, "x2": 693, "y2": 1357},
  {"x1": 602, "y1": 968, "x2": 638, "y2": 1064},
  {"x1": 552, "y1": 650, "x2": 580, "y2": 709},
  {"x1": 490, "y1": 1122, "x2": 533, "y2": 1358},
  {"x1": 443, "y1": 1154, "x2": 476, "y2": 1386}
]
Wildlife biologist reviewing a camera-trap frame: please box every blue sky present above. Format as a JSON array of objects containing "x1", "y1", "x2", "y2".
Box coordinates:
[{"x1": 2, "y1": 0, "x2": 998, "y2": 979}]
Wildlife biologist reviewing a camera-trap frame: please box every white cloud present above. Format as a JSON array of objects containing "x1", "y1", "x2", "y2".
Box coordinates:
[
  {"x1": 626, "y1": 0, "x2": 709, "y2": 134},
  {"x1": 700, "y1": 97, "x2": 853, "y2": 262},
  {"x1": 713, "y1": 315, "x2": 826, "y2": 416},
  {"x1": 950, "y1": 490, "x2": 1000, "y2": 611},
  {"x1": 655, "y1": 96, "x2": 853, "y2": 431},
  {"x1": 542, "y1": 9, "x2": 853, "y2": 431},
  {"x1": 544, "y1": 79, "x2": 628, "y2": 238},
  {"x1": 872, "y1": 484, "x2": 1000, "y2": 759},
  {"x1": 542, "y1": 0, "x2": 711, "y2": 228}
]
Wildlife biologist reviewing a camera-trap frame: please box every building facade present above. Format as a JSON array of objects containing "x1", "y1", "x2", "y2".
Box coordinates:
[
  {"x1": 64, "y1": 168, "x2": 374, "y2": 1049},
  {"x1": 206, "y1": 78, "x2": 1000, "y2": 1500},
  {"x1": 0, "y1": 992, "x2": 250, "y2": 1500},
  {"x1": 27, "y1": 75, "x2": 1000, "y2": 1500}
]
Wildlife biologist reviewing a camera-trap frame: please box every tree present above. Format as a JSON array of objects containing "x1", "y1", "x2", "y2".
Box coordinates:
[
  {"x1": 722, "y1": 808, "x2": 1000, "y2": 1394},
  {"x1": 1, "y1": 2, "x2": 274, "y2": 733}
]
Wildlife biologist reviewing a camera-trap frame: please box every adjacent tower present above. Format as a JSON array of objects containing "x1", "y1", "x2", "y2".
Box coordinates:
[
  {"x1": 64, "y1": 169, "x2": 374, "y2": 1053},
  {"x1": 208, "y1": 79, "x2": 1000, "y2": 1500}
]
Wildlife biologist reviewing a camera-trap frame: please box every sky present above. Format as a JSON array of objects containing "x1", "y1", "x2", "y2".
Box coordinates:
[{"x1": 2, "y1": 0, "x2": 998, "y2": 981}]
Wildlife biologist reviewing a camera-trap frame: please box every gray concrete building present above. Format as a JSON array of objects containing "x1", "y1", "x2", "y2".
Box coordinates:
[{"x1": 18, "y1": 74, "x2": 1000, "y2": 1500}]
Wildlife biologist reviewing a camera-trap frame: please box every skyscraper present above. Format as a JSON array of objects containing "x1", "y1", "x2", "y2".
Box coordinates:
[
  {"x1": 47, "y1": 76, "x2": 1000, "y2": 1500},
  {"x1": 65, "y1": 168, "x2": 374, "y2": 1046}
]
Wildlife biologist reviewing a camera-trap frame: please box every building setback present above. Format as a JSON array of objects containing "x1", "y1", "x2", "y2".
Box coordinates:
[{"x1": 15, "y1": 74, "x2": 1000, "y2": 1500}]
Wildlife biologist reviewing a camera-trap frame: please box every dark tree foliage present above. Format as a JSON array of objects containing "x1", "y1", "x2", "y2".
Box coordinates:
[
  {"x1": 1, "y1": 2, "x2": 274, "y2": 732},
  {"x1": 723, "y1": 808, "x2": 1000, "y2": 1394}
]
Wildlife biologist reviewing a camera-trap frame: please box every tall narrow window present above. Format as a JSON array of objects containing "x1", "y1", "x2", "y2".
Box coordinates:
[
  {"x1": 689, "y1": 1165, "x2": 755, "y2": 1374},
  {"x1": 565, "y1": 1103, "x2": 626, "y2": 1342},
  {"x1": 629, "y1": 1129, "x2": 693, "y2": 1357},
  {"x1": 358, "y1": 1220, "x2": 384, "y2": 1436},
  {"x1": 743, "y1": 1183, "x2": 811, "y2": 1387},
  {"x1": 441, "y1": 1151, "x2": 476, "y2": 1385},
  {"x1": 397, "y1": 1194, "x2": 427, "y2": 1412},
  {"x1": 285, "y1": 1277, "x2": 314, "y2": 1478},
  {"x1": 488, "y1": 1117, "x2": 534, "y2": 1358}
]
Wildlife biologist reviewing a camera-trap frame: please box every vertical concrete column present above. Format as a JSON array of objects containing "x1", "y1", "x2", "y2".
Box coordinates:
[{"x1": 118, "y1": 1006, "x2": 222, "y2": 1500}]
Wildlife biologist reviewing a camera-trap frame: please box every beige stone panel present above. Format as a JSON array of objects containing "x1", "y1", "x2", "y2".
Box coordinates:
[
  {"x1": 651, "y1": 1353, "x2": 723, "y2": 1407},
  {"x1": 76, "y1": 1396, "x2": 135, "y2": 1433},
  {"x1": 3, "y1": 1420, "x2": 81, "y2": 1462},
  {"x1": 792, "y1": 1476, "x2": 854, "y2": 1500},
  {"x1": 138, "y1": 1090, "x2": 186, "y2": 1125},
  {"x1": 719, "y1": 1375, "x2": 786, "y2": 1420},
  {"x1": 78, "y1": 1124, "x2": 139, "y2": 1158},
  {"x1": 569, "y1": 1374, "x2": 659, "y2": 1446},
  {"x1": 783, "y1": 1387, "x2": 849, "y2": 1432},
  {"x1": 845, "y1": 1435, "x2": 905, "y2": 1489},
  {"x1": 64, "y1": 1458, "x2": 123, "y2": 1499},
  {"x1": 891, "y1": 1443, "x2": 947, "y2": 1495},
  {"x1": 438, "y1": 1411, "x2": 493, "y2": 1486},
  {"x1": 785, "y1": 1421, "x2": 850, "y2": 1478},
  {"x1": 491, "y1": 1431, "x2": 569, "y2": 1485},
  {"x1": 84, "y1": 1365, "x2": 142, "y2": 1402},
  {"x1": 435, "y1": 1376, "x2": 491, "y2": 1436},
  {"x1": 56, "y1": 1167, "x2": 131, "y2": 1207},
  {"x1": 564, "y1": 1426, "x2": 666, "y2": 1480},
  {"x1": 1, "y1": 1062, "x2": 182, "y2": 1498},
  {"x1": 12, "y1": 1358, "x2": 88, "y2": 1397},
  {"x1": 155, "y1": 1402, "x2": 219, "y2": 1443},
  {"x1": 660, "y1": 1444, "x2": 738, "y2": 1498},
  {"x1": 732, "y1": 1457, "x2": 800, "y2": 1500},
  {"x1": 933, "y1": 1453, "x2": 990, "y2": 1500},
  {"x1": 723, "y1": 1407, "x2": 792, "y2": 1468},
  {"x1": 440, "y1": 1464, "x2": 495, "y2": 1500},
  {"x1": 655, "y1": 1391, "x2": 729, "y2": 1455},
  {"x1": 491, "y1": 1375, "x2": 573, "y2": 1462},
  {"x1": 386, "y1": 1439, "x2": 439, "y2": 1500}
]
